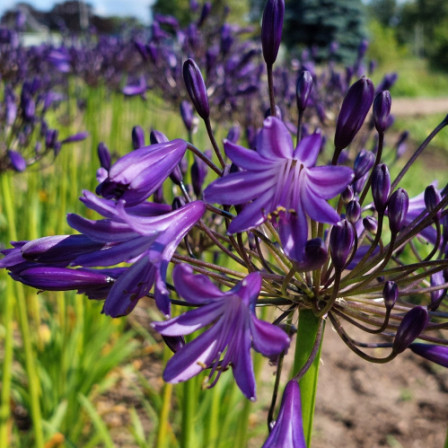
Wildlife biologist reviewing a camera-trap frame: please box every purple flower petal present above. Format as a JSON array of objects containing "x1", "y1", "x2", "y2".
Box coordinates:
[
  {"x1": 302, "y1": 185, "x2": 341, "y2": 224},
  {"x1": 262, "y1": 380, "x2": 306, "y2": 448},
  {"x1": 173, "y1": 263, "x2": 224, "y2": 303},
  {"x1": 256, "y1": 116, "x2": 294, "y2": 160},
  {"x1": 224, "y1": 140, "x2": 272, "y2": 171},
  {"x1": 204, "y1": 170, "x2": 276, "y2": 205},
  {"x1": 250, "y1": 317, "x2": 291, "y2": 356},
  {"x1": 306, "y1": 166, "x2": 354, "y2": 199},
  {"x1": 293, "y1": 131, "x2": 322, "y2": 167}
]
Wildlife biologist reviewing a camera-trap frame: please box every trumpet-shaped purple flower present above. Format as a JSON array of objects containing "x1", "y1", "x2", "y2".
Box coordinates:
[
  {"x1": 153, "y1": 264, "x2": 290, "y2": 400},
  {"x1": 1, "y1": 191, "x2": 205, "y2": 318},
  {"x1": 96, "y1": 139, "x2": 187, "y2": 206},
  {"x1": 67, "y1": 195, "x2": 205, "y2": 317},
  {"x1": 262, "y1": 380, "x2": 306, "y2": 448},
  {"x1": 204, "y1": 117, "x2": 353, "y2": 261}
]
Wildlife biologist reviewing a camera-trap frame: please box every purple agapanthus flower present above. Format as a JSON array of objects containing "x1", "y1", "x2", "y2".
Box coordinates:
[
  {"x1": 262, "y1": 380, "x2": 306, "y2": 448},
  {"x1": 1, "y1": 191, "x2": 205, "y2": 318},
  {"x1": 67, "y1": 194, "x2": 205, "y2": 317},
  {"x1": 204, "y1": 117, "x2": 354, "y2": 261},
  {"x1": 153, "y1": 264, "x2": 290, "y2": 400},
  {"x1": 96, "y1": 139, "x2": 187, "y2": 206}
]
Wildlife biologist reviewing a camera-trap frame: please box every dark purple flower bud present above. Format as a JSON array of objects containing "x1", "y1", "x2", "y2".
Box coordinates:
[
  {"x1": 180, "y1": 100, "x2": 194, "y2": 132},
  {"x1": 376, "y1": 72, "x2": 398, "y2": 93},
  {"x1": 341, "y1": 186, "x2": 354, "y2": 203},
  {"x1": 8, "y1": 150, "x2": 27, "y2": 172},
  {"x1": 22, "y1": 96, "x2": 35, "y2": 122},
  {"x1": 334, "y1": 77, "x2": 375, "y2": 153},
  {"x1": 354, "y1": 149, "x2": 375, "y2": 179},
  {"x1": 132, "y1": 126, "x2": 145, "y2": 150},
  {"x1": 61, "y1": 131, "x2": 88, "y2": 145},
  {"x1": 357, "y1": 39, "x2": 369, "y2": 59},
  {"x1": 371, "y1": 164, "x2": 390, "y2": 213},
  {"x1": 162, "y1": 335, "x2": 185, "y2": 353},
  {"x1": 11, "y1": 266, "x2": 113, "y2": 292},
  {"x1": 410, "y1": 343, "x2": 448, "y2": 367},
  {"x1": 197, "y1": 2, "x2": 211, "y2": 27},
  {"x1": 5, "y1": 96, "x2": 17, "y2": 126},
  {"x1": 183, "y1": 59, "x2": 210, "y2": 120},
  {"x1": 45, "y1": 129, "x2": 59, "y2": 150},
  {"x1": 226, "y1": 125, "x2": 241, "y2": 143},
  {"x1": 191, "y1": 154, "x2": 209, "y2": 197},
  {"x1": 395, "y1": 130, "x2": 409, "y2": 159},
  {"x1": 133, "y1": 39, "x2": 148, "y2": 61},
  {"x1": 429, "y1": 271, "x2": 447, "y2": 311},
  {"x1": 150, "y1": 130, "x2": 169, "y2": 145},
  {"x1": 346, "y1": 200, "x2": 361, "y2": 223},
  {"x1": 330, "y1": 220, "x2": 355, "y2": 271},
  {"x1": 261, "y1": 0, "x2": 285, "y2": 66},
  {"x1": 172, "y1": 196, "x2": 186, "y2": 210},
  {"x1": 387, "y1": 188, "x2": 409, "y2": 234},
  {"x1": 373, "y1": 90, "x2": 392, "y2": 134},
  {"x1": 295, "y1": 238, "x2": 328, "y2": 272},
  {"x1": 97, "y1": 142, "x2": 111, "y2": 171},
  {"x1": 383, "y1": 281, "x2": 398, "y2": 310},
  {"x1": 424, "y1": 185, "x2": 442, "y2": 219},
  {"x1": 363, "y1": 216, "x2": 378, "y2": 234},
  {"x1": 220, "y1": 24, "x2": 234, "y2": 55},
  {"x1": 393, "y1": 306, "x2": 429, "y2": 354},
  {"x1": 296, "y1": 70, "x2": 313, "y2": 112},
  {"x1": 169, "y1": 165, "x2": 183, "y2": 186}
]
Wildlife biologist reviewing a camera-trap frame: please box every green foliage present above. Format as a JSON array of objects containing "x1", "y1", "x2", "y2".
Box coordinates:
[
  {"x1": 152, "y1": 0, "x2": 192, "y2": 26},
  {"x1": 152, "y1": 0, "x2": 251, "y2": 27},
  {"x1": 367, "y1": 19, "x2": 408, "y2": 66},
  {"x1": 370, "y1": 58, "x2": 448, "y2": 98},
  {"x1": 396, "y1": 0, "x2": 448, "y2": 57},
  {"x1": 427, "y1": 18, "x2": 448, "y2": 71},
  {"x1": 283, "y1": 0, "x2": 367, "y2": 64},
  {"x1": 367, "y1": 0, "x2": 399, "y2": 27}
]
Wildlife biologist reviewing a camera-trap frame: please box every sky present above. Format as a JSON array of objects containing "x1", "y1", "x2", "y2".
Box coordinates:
[{"x1": 0, "y1": 0, "x2": 155, "y2": 24}]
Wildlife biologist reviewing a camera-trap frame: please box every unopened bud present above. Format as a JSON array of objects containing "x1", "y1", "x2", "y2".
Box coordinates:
[
  {"x1": 424, "y1": 185, "x2": 442, "y2": 219},
  {"x1": 261, "y1": 0, "x2": 284, "y2": 66},
  {"x1": 132, "y1": 126, "x2": 145, "y2": 149},
  {"x1": 329, "y1": 220, "x2": 355, "y2": 271},
  {"x1": 371, "y1": 163, "x2": 390, "y2": 213},
  {"x1": 183, "y1": 58, "x2": 210, "y2": 120},
  {"x1": 387, "y1": 188, "x2": 409, "y2": 234},
  {"x1": 373, "y1": 90, "x2": 392, "y2": 134},
  {"x1": 346, "y1": 200, "x2": 361, "y2": 223},
  {"x1": 296, "y1": 70, "x2": 313, "y2": 112},
  {"x1": 383, "y1": 281, "x2": 398, "y2": 310},
  {"x1": 354, "y1": 149, "x2": 375, "y2": 179},
  {"x1": 334, "y1": 77, "x2": 374, "y2": 153},
  {"x1": 393, "y1": 306, "x2": 428, "y2": 354}
]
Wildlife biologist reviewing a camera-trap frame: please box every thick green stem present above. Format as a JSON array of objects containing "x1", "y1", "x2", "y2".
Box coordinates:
[{"x1": 292, "y1": 309, "x2": 324, "y2": 447}]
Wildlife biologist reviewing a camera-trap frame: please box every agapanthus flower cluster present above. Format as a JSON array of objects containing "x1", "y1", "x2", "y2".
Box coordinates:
[
  {"x1": 0, "y1": 77, "x2": 87, "y2": 173},
  {"x1": 2, "y1": 1, "x2": 448, "y2": 446}
]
